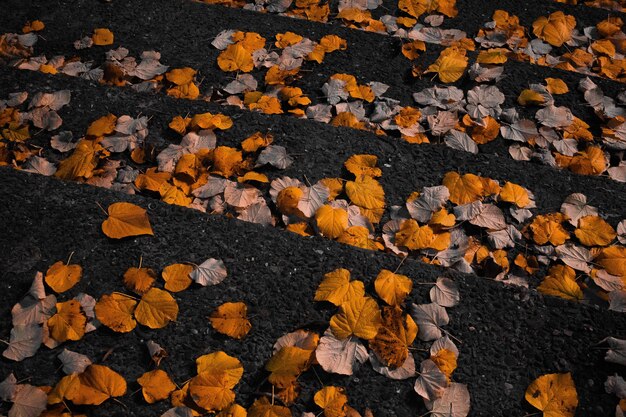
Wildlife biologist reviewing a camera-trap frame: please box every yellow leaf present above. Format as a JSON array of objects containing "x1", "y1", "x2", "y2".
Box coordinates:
[
  {"x1": 48, "y1": 300, "x2": 86, "y2": 342},
  {"x1": 135, "y1": 288, "x2": 178, "y2": 329},
  {"x1": 196, "y1": 351, "x2": 244, "y2": 387},
  {"x1": 166, "y1": 67, "x2": 197, "y2": 86},
  {"x1": 568, "y1": 146, "x2": 607, "y2": 176},
  {"x1": 123, "y1": 267, "x2": 156, "y2": 295},
  {"x1": 209, "y1": 301, "x2": 252, "y2": 339},
  {"x1": 137, "y1": 369, "x2": 176, "y2": 404},
  {"x1": 574, "y1": 215, "x2": 616, "y2": 246},
  {"x1": 398, "y1": 0, "x2": 433, "y2": 18},
  {"x1": 45, "y1": 261, "x2": 82, "y2": 293},
  {"x1": 241, "y1": 131, "x2": 273, "y2": 153},
  {"x1": 87, "y1": 114, "x2": 117, "y2": 137},
  {"x1": 217, "y1": 43, "x2": 254, "y2": 73},
  {"x1": 476, "y1": 48, "x2": 509, "y2": 64},
  {"x1": 344, "y1": 154, "x2": 382, "y2": 178},
  {"x1": 402, "y1": 40, "x2": 426, "y2": 60},
  {"x1": 596, "y1": 246, "x2": 626, "y2": 277},
  {"x1": 66, "y1": 364, "x2": 126, "y2": 405},
  {"x1": 232, "y1": 31, "x2": 266, "y2": 52},
  {"x1": 532, "y1": 12, "x2": 576, "y2": 47},
  {"x1": 319, "y1": 35, "x2": 347, "y2": 52},
  {"x1": 425, "y1": 47, "x2": 468, "y2": 83},
  {"x1": 266, "y1": 346, "x2": 313, "y2": 387},
  {"x1": 167, "y1": 82, "x2": 200, "y2": 100},
  {"x1": 248, "y1": 397, "x2": 291, "y2": 417},
  {"x1": 442, "y1": 172, "x2": 484, "y2": 205},
  {"x1": 92, "y1": 28, "x2": 114, "y2": 46},
  {"x1": 55, "y1": 139, "x2": 100, "y2": 180},
  {"x1": 430, "y1": 208, "x2": 456, "y2": 227},
  {"x1": 374, "y1": 269, "x2": 412, "y2": 306},
  {"x1": 525, "y1": 372, "x2": 578, "y2": 417},
  {"x1": 275, "y1": 32, "x2": 303, "y2": 48},
  {"x1": 314, "y1": 268, "x2": 365, "y2": 306},
  {"x1": 395, "y1": 219, "x2": 449, "y2": 251},
  {"x1": 217, "y1": 404, "x2": 248, "y2": 417},
  {"x1": 345, "y1": 176, "x2": 385, "y2": 210},
  {"x1": 212, "y1": 146, "x2": 243, "y2": 178},
  {"x1": 517, "y1": 89, "x2": 546, "y2": 106},
  {"x1": 277, "y1": 186, "x2": 304, "y2": 216},
  {"x1": 101, "y1": 202, "x2": 154, "y2": 239},
  {"x1": 320, "y1": 178, "x2": 344, "y2": 200},
  {"x1": 337, "y1": 226, "x2": 384, "y2": 251},
  {"x1": 162, "y1": 263, "x2": 193, "y2": 293},
  {"x1": 330, "y1": 296, "x2": 382, "y2": 340},
  {"x1": 530, "y1": 213, "x2": 570, "y2": 246},
  {"x1": 431, "y1": 348, "x2": 457, "y2": 379},
  {"x1": 545, "y1": 78, "x2": 569, "y2": 94},
  {"x1": 134, "y1": 168, "x2": 171, "y2": 193},
  {"x1": 537, "y1": 265, "x2": 582, "y2": 301},
  {"x1": 95, "y1": 293, "x2": 137, "y2": 333},
  {"x1": 500, "y1": 182, "x2": 531, "y2": 208},
  {"x1": 314, "y1": 386, "x2": 348, "y2": 417},
  {"x1": 315, "y1": 205, "x2": 349, "y2": 239},
  {"x1": 189, "y1": 372, "x2": 236, "y2": 412},
  {"x1": 369, "y1": 306, "x2": 417, "y2": 368},
  {"x1": 191, "y1": 112, "x2": 233, "y2": 130}
]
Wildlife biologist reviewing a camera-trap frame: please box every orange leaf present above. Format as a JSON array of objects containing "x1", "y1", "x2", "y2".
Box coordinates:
[
  {"x1": 137, "y1": 369, "x2": 176, "y2": 404},
  {"x1": 425, "y1": 47, "x2": 468, "y2": 83},
  {"x1": 314, "y1": 386, "x2": 348, "y2": 417},
  {"x1": 166, "y1": 67, "x2": 197, "y2": 86},
  {"x1": 87, "y1": 114, "x2": 117, "y2": 137},
  {"x1": 532, "y1": 12, "x2": 576, "y2": 47},
  {"x1": 212, "y1": 146, "x2": 243, "y2": 178},
  {"x1": 95, "y1": 293, "x2": 137, "y2": 333},
  {"x1": 314, "y1": 268, "x2": 365, "y2": 306},
  {"x1": 266, "y1": 346, "x2": 313, "y2": 387},
  {"x1": 189, "y1": 373, "x2": 235, "y2": 412},
  {"x1": 369, "y1": 305, "x2": 417, "y2": 368},
  {"x1": 92, "y1": 28, "x2": 114, "y2": 46},
  {"x1": 45, "y1": 261, "x2": 82, "y2": 293},
  {"x1": 525, "y1": 373, "x2": 578, "y2": 417},
  {"x1": 545, "y1": 78, "x2": 569, "y2": 94},
  {"x1": 315, "y1": 205, "x2": 349, "y2": 239},
  {"x1": 499, "y1": 182, "x2": 531, "y2": 208},
  {"x1": 596, "y1": 246, "x2": 626, "y2": 277},
  {"x1": 248, "y1": 397, "x2": 291, "y2": 417},
  {"x1": 135, "y1": 288, "x2": 179, "y2": 329},
  {"x1": 209, "y1": 301, "x2": 252, "y2": 339},
  {"x1": 374, "y1": 269, "x2": 412, "y2": 306},
  {"x1": 101, "y1": 202, "x2": 154, "y2": 239},
  {"x1": 162, "y1": 263, "x2": 193, "y2": 292},
  {"x1": 65, "y1": 364, "x2": 126, "y2": 405},
  {"x1": 530, "y1": 213, "x2": 570, "y2": 246},
  {"x1": 123, "y1": 267, "x2": 156, "y2": 295},
  {"x1": 345, "y1": 176, "x2": 385, "y2": 210},
  {"x1": 431, "y1": 348, "x2": 457, "y2": 379},
  {"x1": 537, "y1": 265, "x2": 582, "y2": 301},
  {"x1": 442, "y1": 172, "x2": 484, "y2": 205},
  {"x1": 344, "y1": 154, "x2": 382, "y2": 178},
  {"x1": 330, "y1": 296, "x2": 382, "y2": 340},
  {"x1": 217, "y1": 43, "x2": 254, "y2": 73},
  {"x1": 575, "y1": 215, "x2": 617, "y2": 247},
  {"x1": 337, "y1": 226, "x2": 384, "y2": 251},
  {"x1": 48, "y1": 300, "x2": 86, "y2": 342},
  {"x1": 196, "y1": 351, "x2": 244, "y2": 387}
]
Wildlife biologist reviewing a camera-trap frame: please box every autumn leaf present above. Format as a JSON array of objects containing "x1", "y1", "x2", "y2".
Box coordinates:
[
  {"x1": 87, "y1": 114, "x2": 117, "y2": 137},
  {"x1": 66, "y1": 364, "x2": 126, "y2": 405},
  {"x1": 266, "y1": 346, "x2": 313, "y2": 387},
  {"x1": 92, "y1": 28, "x2": 114, "y2": 46},
  {"x1": 431, "y1": 348, "x2": 458, "y2": 379},
  {"x1": 209, "y1": 301, "x2": 252, "y2": 339},
  {"x1": 248, "y1": 397, "x2": 291, "y2": 417},
  {"x1": 162, "y1": 263, "x2": 193, "y2": 292},
  {"x1": 217, "y1": 43, "x2": 254, "y2": 73},
  {"x1": 101, "y1": 202, "x2": 154, "y2": 239},
  {"x1": 212, "y1": 146, "x2": 243, "y2": 178},
  {"x1": 532, "y1": 12, "x2": 576, "y2": 47},
  {"x1": 374, "y1": 269, "x2": 412, "y2": 306},
  {"x1": 95, "y1": 292, "x2": 137, "y2": 333},
  {"x1": 530, "y1": 213, "x2": 570, "y2": 246},
  {"x1": 425, "y1": 47, "x2": 468, "y2": 83},
  {"x1": 345, "y1": 176, "x2": 385, "y2": 210},
  {"x1": 190, "y1": 258, "x2": 228, "y2": 286},
  {"x1": 337, "y1": 226, "x2": 384, "y2": 251},
  {"x1": 369, "y1": 306, "x2": 417, "y2": 368},
  {"x1": 196, "y1": 351, "x2": 244, "y2": 387},
  {"x1": 55, "y1": 139, "x2": 100, "y2": 180},
  {"x1": 135, "y1": 288, "x2": 179, "y2": 329},
  {"x1": 316, "y1": 205, "x2": 349, "y2": 239},
  {"x1": 330, "y1": 296, "x2": 382, "y2": 340},
  {"x1": 189, "y1": 372, "x2": 235, "y2": 412},
  {"x1": 395, "y1": 219, "x2": 450, "y2": 251},
  {"x1": 574, "y1": 215, "x2": 616, "y2": 246},
  {"x1": 537, "y1": 265, "x2": 582, "y2": 301},
  {"x1": 443, "y1": 172, "x2": 484, "y2": 205},
  {"x1": 344, "y1": 154, "x2": 382, "y2": 178},
  {"x1": 45, "y1": 260, "x2": 82, "y2": 293},
  {"x1": 166, "y1": 68, "x2": 197, "y2": 86},
  {"x1": 499, "y1": 182, "x2": 531, "y2": 208},
  {"x1": 525, "y1": 373, "x2": 578, "y2": 417},
  {"x1": 137, "y1": 369, "x2": 176, "y2": 404},
  {"x1": 546, "y1": 78, "x2": 569, "y2": 94},
  {"x1": 595, "y1": 246, "x2": 626, "y2": 277},
  {"x1": 48, "y1": 300, "x2": 86, "y2": 342},
  {"x1": 314, "y1": 268, "x2": 365, "y2": 306},
  {"x1": 123, "y1": 266, "x2": 156, "y2": 295},
  {"x1": 314, "y1": 386, "x2": 348, "y2": 417}
]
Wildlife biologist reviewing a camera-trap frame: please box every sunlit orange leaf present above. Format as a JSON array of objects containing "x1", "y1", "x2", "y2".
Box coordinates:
[
  {"x1": 241, "y1": 131, "x2": 273, "y2": 153},
  {"x1": 92, "y1": 28, "x2": 114, "y2": 46},
  {"x1": 525, "y1": 372, "x2": 578, "y2": 417},
  {"x1": 530, "y1": 213, "x2": 570, "y2": 246},
  {"x1": 315, "y1": 205, "x2": 349, "y2": 239},
  {"x1": 191, "y1": 112, "x2": 233, "y2": 130},
  {"x1": 167, "y1": 82, "x2": 200, "y2": 100},
  {"x1": 266, "y1": 346, "x2": 313, "y2": 387},
  {"x1": 232, "y1": 31, "x2": 266, "y2": 52},
  {"x1": 216, "y1": 404, "x2": 248, "y2": 417},
  {"x1": 162, "y1": 263, "x2": 193, "y2": 293},
  {"x1": 431, "y1": 348, "x2": 457, "y2": 379},
  {"x1": 330, "y1": 296, "x2": 382, "y2": 340},
  {"x1": 574, "y1": 215, "x2": 616, "y2": 246},
  {"x1": 319, "y1": 35, "x2": 347, "y2": 52},
  {"x1": 22, "y1": 20, "x2": 45, "y2": 33},
  {"x1": 95, "y1": 293, "x2": 137, "y2": 333},
  {"x1": 314, "y1": 268, "x2": 364, "y2": 306},
  {"x1": 442, "y1": 172, "x2": 483, "y2": 205},
  {"x1": 209, "y1": 301, "x2": 252, "y2": 339},
  {"x1": 500, "y1": 182, "x2": 531, "y2": 208},
  {"x1": 314, "y1": 386, "x2": 348, "y2": 417},
  {"x1": 87, "y1": 114, "x2": 117, "y2": 137},
  {"x1": 166, "y1": 68, "x2": 197, "y2": 86},
  {"x1": 45, "y1": 261, "x2": 82, "y2": 293},
  {"x1": 425, "y1": 47, "x2": 468, "y2": 83},
  {"x1": 345, "y1": 176, "x2": 385, "y2": 210},
  {"x1": 337, "y1": 226, "x2": 384, "y2": 250},
  {"x1": 277, "y1": 186, "x2": 304, "y2": 216},
  {"x1": 48, "y1": 300, "x2": 86, "y2": 342},
  {"x1": 135, "y1": 288, "x2": 178, "y2": 329},
  {"x1": 374, "y1": 269, "x2": 412, "y2": 306},
  {"x1": 123, "y1": 267, "x2": 156, "y2": 295},
  {"x1": 196, "y1": 351, "x2": 244, "y2": 387},
  {"x1": 101, "y1": 202, "x2": 154, "y2": 239},
  {"x1": 344, "y1": 154, "x2": 382, "y2": 178},
  {"x1": 596, "y1": 246, "x2": 626, "y2": 277},
  {"x1": 545, "y1": 78, "x2": 569, "y2": 94},
  {"x1": 135, "y1": 168, "x2": 171, "y2": 193},
  {"x1": 137, "y1": 369, "x2": 176, "y2": 404},
  {"x1": 537, "y1": 265, "x2": 582, "y2": 301},
  {"x1": 430, "y1": 208, "x2": 456, "y2": 227},
  {"x1": 66, "y1": 364, "x2": 126, "y2": 405},
  {"x1": 395, "y1": 220, "x2": 450, "y2": 251},
  {"x1": 517, "y1": 89, "x2": 546, "y2": 106},
  {"x1": 568, "y1": 147, "x2": 607, "y2": 176},
  {"x1": 369, "y1": 306, "x2": 417, "y2": 368},
  {"x1": 533, "y1": 11, "x2": 576, "y2": 47},
  {"x1": 275, "y1": 32, "x2": 303, "y2": 48},
  {"x1": 248, "y1": 397, "x2": 291, "y2": 417},
  {"x1": 212, "y1": 146, "x2": 243, "y2": 178},
  {"x1": 398, "y1": 0, "x2": 432, "y2": 18},
  {"x1": 476, "y1": 48, "x2": 509, "y2": 64},
  {"x1": 189, "y1": 372, "x2": 235, "y2": 412},
  {"x1": 249, "y1": 95, "x2": 283, "y2": 114},
  {"x1": 55, "y1": 139, "x2": 101, "y2": 180},
  {"x1": 217, "y1": 43, "x2": 254, "y2": 73}
]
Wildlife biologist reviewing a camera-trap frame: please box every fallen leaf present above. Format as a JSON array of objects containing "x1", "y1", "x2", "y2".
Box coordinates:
[
  {"x1": 209, "y1": 302, "x2": 252, "y2": 339},
  {"x1": 45, "y1": 261, "x2": 82, "y2": 293},
  {"x1": 430, "y1": 277, "x2": 460, "y2": 307},
  {"x1": 135, "y1": 288, "x2": 179, "y2": 329},
  {"x1": 525, "y1": 373, "x2": 578, "y2": 417},
  {"x1": 314, "y1": 268, "x2": 365, "y2": 306},
  {"x1": 190, "y1": 258, "x2": 228, "y2": 286},
  {"x1": 92, "y1": 28, "x2": 114, "y2": 46},
  {"x1": 47, "y1": 299, "x2": 86, "y2": 342},
  {"x1": 101, "y1": 202, "x2": 154, "y2": 239},
  {"x1": 2, "y1": 324, "x2": 42, "y2": 361},
  {"x1": 66, "y1": 364, "x2": 127, "y2": 405},
  {"x1": 248, "y1": 397, "x2": 291, "y2": 417},
  {"x1": 314, "y1": 386, "x2": 348, "y2": 417},
  {"x1": 330, "y1": 296, "x2": 382, "y2": 340},
  {"x1": 137, "y1": 369, "x2": 176, "y2": 404},
  {"x1": 575, "y1": 215, "x2": 616, "y2": 247},
  {"x1": 410, "y1": 303, "x2": 449, "y2": 341},
  {"x1": 196, "y1": 351, "x2": 244, "y2": 386},
  {"x1": 315, "y1": 328, "x2": 368, "y2": 376},
  {"x1": 414, "y1": 359, "x2": 448, "y2": 401},
  {"x1": 9, "y1": 384, "x2": 47, "y2": 417},
  {"x1": 188, "y1": 372, "x2": 235, "y2": 412},
  {"x1": 123, "y1": 267, "x2": 156, "y2": 295},
  {"x1": 162, "y1": 263, "x2": 194, "y2": 292},
  {"x1": 58, "y1": 348, "x2": 92, "y2": 374},
  {"x1": 95, "y1": 293, "x2": 137, "y2": 333},
  {"x1": 374, "y1": 269, "x2": 412, "y2": 306}
]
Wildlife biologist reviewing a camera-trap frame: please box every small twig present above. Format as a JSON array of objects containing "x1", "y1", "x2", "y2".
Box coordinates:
[{"x1": 95, "y1": 201, "x2": 108, "y2": 216}]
